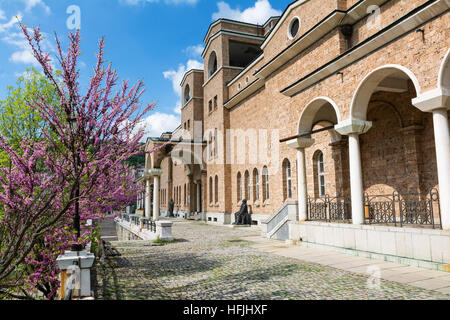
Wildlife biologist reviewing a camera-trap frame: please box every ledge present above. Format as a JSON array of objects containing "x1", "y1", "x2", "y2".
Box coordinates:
[{"x1": 280, "y1": 0, "x2": 448, "y2": 97}]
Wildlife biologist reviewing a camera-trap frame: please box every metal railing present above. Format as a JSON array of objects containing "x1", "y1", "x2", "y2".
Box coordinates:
[
  {"x1": 120, "y1": 213, "x2": 157, "y2": 232},
  {"x1": 141, "y1": 218, "x2": 156, "y2": 232},
  {"x1": 364, "y1": 189, "x2": 441, "y2": 229},
  {"x1": 307, "y1": 195, "x2": 352, "y2": 223}
]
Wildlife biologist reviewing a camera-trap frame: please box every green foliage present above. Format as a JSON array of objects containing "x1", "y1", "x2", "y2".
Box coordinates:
[
  {"x1": 124, "y1": 143, "x2": 145, "y2": 167},
  {"x1": 0, "y1": 68, "x2": 60, "y2": 166},
  {"x1": 152, "y1": 236, "x2": 177, "y2": 245}
]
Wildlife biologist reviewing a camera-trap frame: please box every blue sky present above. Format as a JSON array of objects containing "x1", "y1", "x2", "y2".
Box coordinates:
[{"x1": 0, "y1": 0, "x2": 283, "y2": 139}]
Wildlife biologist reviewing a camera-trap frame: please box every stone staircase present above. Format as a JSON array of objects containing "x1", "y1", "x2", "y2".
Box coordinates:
[{"x1": 261, "y1": 200, "x2": 298, "y2": 241}]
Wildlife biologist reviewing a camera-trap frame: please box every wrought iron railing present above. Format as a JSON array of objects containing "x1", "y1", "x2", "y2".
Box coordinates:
[
  {"x1": 120, "y1": 214, "x2": 157, "y2": 232},
  {"x1": 141, "y1": 218, "x2": 156, "y2": 232},
  {"x1": 307, "y1": 195, "x2": 352, "y2": 223},
  {"x1": 364, "y1": 189, "x2": 441, "y2": 229}
]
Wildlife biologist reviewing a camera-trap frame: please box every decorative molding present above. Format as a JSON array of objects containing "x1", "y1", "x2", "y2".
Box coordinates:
[{"x1": 334, "y1": 119, "x2": 372, "y2": 135}]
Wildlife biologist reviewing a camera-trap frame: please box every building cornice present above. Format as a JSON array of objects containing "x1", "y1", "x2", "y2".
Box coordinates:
[
  {"x1": 227, "y1": 54, "x2": 264, "y2": 87},
  {"x1": 180, "y1": 69, "x2": 204, "y2": 88},
  {"x1": 202, "y1": 66, "x2": 244, "y2": 88},
  {"x1": 224, "y1": 78, "x2": 265, "y2": 109},
  {"x1": 202, "y1": 30, "x2": 265, "y2": 59},
  {"x1": 280, "y1": 0, "x2": 448, "y2": 97}
]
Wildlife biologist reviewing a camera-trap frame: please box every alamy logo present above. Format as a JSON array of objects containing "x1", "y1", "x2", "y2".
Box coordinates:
[
  {"x1": 366, "y1": 265, "x2": 381, "y2": 291},
  {"x1": 66, "y1": 5, "x2": 81, "y2": 30}
]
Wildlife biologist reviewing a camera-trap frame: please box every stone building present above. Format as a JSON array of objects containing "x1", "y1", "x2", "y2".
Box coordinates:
[{"x1": 141, "y1": 0, "x2": 450, "y2": 269}]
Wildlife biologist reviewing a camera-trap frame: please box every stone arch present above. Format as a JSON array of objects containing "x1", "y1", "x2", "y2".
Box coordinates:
[
  {"x1": 298, "y1": 97, "x2": 342, "y2": 141},
  {"x1": 438, "y1": 48, "x2": 450, "y2": 90},
  {"x1": 351, "y1": 64, "x2": 422, "y2": 120}
]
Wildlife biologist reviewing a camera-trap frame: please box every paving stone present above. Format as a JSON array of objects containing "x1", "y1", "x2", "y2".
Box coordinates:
[{"x1": 94, "y1": 220, "x2": 450, "y2": 300}]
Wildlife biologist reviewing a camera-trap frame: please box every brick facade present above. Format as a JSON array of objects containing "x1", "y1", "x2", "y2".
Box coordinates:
[{"x1": 142, "y1": 0, "x2": 450, "y2": 227}]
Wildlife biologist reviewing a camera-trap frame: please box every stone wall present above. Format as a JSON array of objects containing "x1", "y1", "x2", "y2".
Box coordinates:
[{"x1": 289, "y1": 221, "x2": 450, "y2": 271}]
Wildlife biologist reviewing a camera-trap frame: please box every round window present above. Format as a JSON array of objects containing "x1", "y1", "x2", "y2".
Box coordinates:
[{"x1": 288, "y1": 17, "x2": 300, "y2": 39}]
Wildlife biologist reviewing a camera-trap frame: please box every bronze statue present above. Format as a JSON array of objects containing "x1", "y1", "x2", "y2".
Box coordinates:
[
  {"x1": 168, "y1": 199, "x2": 174, "y2": 217},
  {"x1": 233, "y1": 199, "x2": 251, "y2": 225}
]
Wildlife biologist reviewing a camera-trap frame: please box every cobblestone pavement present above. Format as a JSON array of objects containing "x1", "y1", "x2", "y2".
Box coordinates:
[{"x1": 94, "y1": 220, "x2": 450, "y2": 300}]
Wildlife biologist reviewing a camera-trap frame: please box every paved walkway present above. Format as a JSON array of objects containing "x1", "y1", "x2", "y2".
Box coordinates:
[
  {"x1": 244, "y1": 235, "x2": 450, "y2": 295},
  {"x1": 94, "y1": 219, "x2": 450, "y2": 300}
]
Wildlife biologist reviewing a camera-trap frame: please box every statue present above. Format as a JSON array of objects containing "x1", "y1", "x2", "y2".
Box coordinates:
[
  {"x1": 233, "y1": 199, "x2": 251, "y2": 225},
  {"x1": 168, "y1": 199, "x2": 174, "y2": 217}
]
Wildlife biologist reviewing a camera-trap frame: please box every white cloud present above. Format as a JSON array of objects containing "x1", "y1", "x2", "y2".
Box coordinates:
[
  {"x1": 142, "y1": 49, "x2": 203, "y2": 139},
  {"x1": 163, "y1": 59, "x2": 203, "y2": 98},
  {"x1": 2, "y1": 30, "x2": 55, "y2": 68},
  {"x1": 120, "y1": 0, "x2": 199, "y2": 5},
  {"x1": 10, "y1": 50, "x2": 40, "y2": 66},
  {"x1": 184, "y1": 44, "x2": 204, "y2": 58},
  {"x1": 212, "y1": 0, "x2": 281, "y2": 25},
  {"x1": 0, "y1": 14, "x2": 21, "y2": 33},
  {"x1": 0, "y1": 10, "x2": 6, "y2": 20},
  {"x1": 139, "y1": 112, "x2": 180, "y2": 140},
  {"x1": 21, "y1": 0, "x2": 51, "y2": 14}
]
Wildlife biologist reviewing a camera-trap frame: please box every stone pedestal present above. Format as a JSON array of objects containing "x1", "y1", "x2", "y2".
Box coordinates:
[
  {"x1": 156, "y1": 221, "x2": 173, "y2": 241},
  {"x1": 56, "y1": 250, "x2": 95, "y2": 299}
]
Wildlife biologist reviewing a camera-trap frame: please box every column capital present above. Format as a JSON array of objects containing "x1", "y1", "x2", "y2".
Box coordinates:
[
  {"x1": 148, "y1": 168, "x2": 163, "y2": 177},
  {"x1": 412, "y1": 88, "x2": 450, "y2": 112},
  {"x1": 335, "y1": 119, "x2": 372, "y2": 136},
  {"x1": 286, "y1": 137, "x2": 315, "y2": 150}
]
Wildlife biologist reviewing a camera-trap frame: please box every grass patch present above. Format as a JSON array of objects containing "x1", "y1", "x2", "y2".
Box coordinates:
[
  {"x1": 153, "y1": 236, "x2": 178, "y2": 245},
  {"x1": 193, "y1": 222, "x2": 209, "y2": 226}
]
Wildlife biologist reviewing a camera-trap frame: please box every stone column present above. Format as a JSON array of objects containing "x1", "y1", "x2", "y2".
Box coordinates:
[
  {"x1": 145, "y1": 179, "x2": 151, "y2": 219},
  {"x1": 432, "y1": 108, "x2": 450, "y2": 230},
  {"x1": 153, "y1": 175, "x2": 160, "y2": 221},
  {"x1": 335, "y1": 119, "x2": 372, "y2": 225},
  {"x1": 196, "y1": 182, "x2": 201, "y2": 213},
  {"x1": 413, "y1": 89, "x2": 450, "y2": 230},
  {"x1": 286, "y1": 137, "x2": 315, "y2": 221},
  {"x1": 149, "y1": 169, "x2": 163, "y2": 221}
]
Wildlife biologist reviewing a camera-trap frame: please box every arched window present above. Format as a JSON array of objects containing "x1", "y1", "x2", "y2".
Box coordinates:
[
  {"x1": 209, "y1": 177, "x2": 213, "y2": 204},
  {"x1": 237, "y1": 172, "x2": 242, "y2": 201},
  {"x1": 208, "y1": 51, "x2": 218, "y2": 78},
  {"x1": 214, "y1": 128, "x2": 218, "y2": 158},
  {"x1": 184, "y1": 85, "x2": 190, "y2": 104},
  {"x1": 283, "y1": 159, "x2": 292, "y2": 200},
  {"x1": 262, "y1": 166, "x2": 269, "y2": 201},
  {"x1": 244, "y1": 170, "x2": 250, "y2": 201},
  {"x1": 214, "y1": 175, "x2": 219, "y2": 204},
  {"x1": 253, "y1": 169, "x2": 259, "y2": 201},
  {"x1": 209, "y1": 132, "x2": 213, "y2": 159},
  {"x1": 316, "y1": 151, "x2": 326, "y2": 197}
]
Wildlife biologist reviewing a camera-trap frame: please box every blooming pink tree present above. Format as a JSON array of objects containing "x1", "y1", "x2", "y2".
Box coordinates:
[{"x1": 0, "y1": 24, "x2": 153, "y2": 299}]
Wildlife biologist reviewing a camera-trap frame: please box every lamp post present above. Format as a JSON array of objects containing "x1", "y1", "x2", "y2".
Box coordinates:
[{"x1": 68, "y1": 116, "x2": 83, "y2": 252}]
